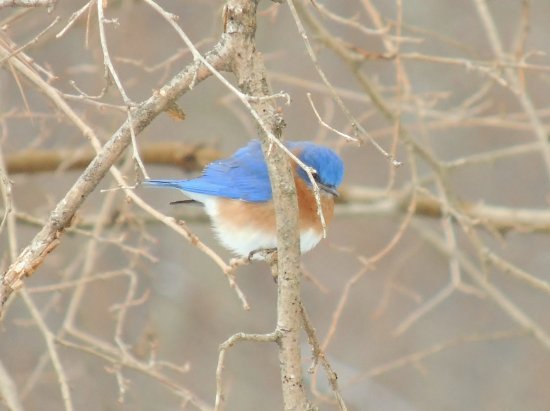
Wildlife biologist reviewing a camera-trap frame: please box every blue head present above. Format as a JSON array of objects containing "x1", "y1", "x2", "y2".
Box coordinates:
[{"x1": 292, "y1": 143, "x2": 344, "y2": 196}]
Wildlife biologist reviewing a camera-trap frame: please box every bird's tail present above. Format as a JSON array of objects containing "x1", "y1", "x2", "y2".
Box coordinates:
[
  {"x1": 142, "y1": 179, "x2": 183, "y2": 189},
  {"x1": 142, "y1": 179, "x2": 201, "y2": 205}
]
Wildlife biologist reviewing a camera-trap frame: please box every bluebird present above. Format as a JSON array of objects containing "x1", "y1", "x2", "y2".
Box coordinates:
[{"x1": 144, "y1": 140, "x2": 344, "y2": 257}]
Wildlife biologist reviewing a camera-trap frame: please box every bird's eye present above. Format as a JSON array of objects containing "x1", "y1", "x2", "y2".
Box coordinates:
[{"x1": 312, "y1": 172, "x2": 321, "y2": 184}]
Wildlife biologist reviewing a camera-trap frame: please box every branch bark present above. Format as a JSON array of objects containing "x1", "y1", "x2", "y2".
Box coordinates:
[
  {"x1": 0, "y1": 0, "x2": 56, "y2": 8},
  {"x1": 2, "y1": 1, "x2": 313, "y2": 408},
  {"x1": 4, "y1": 143, "x2": 223, "y2": 174},
  {"x1": 7, "y1": 146, "x2": 550, "y2": 234},
  {"x1": 223, "y1": 1, "x2": 310, "y2": 409},
  {"x1": 0, "y1": 41, "x2": 229, "y2": 309}
]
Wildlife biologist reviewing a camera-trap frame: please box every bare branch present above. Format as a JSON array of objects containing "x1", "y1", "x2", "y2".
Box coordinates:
[
  {"x1": 0, "y1": 0, "x2": 56, "y2": 9},
  {"x1": 222, "y1": 1, "x2": 310, "y2": 408},
  {"x1": 0, "y1": 38, "x2": 229, "y2": 310},
  {"x1": 215, "y1": 331, "x2": 280, "y2": 411},
  {"x1": 0, "y1": 360, "x2": 23, "y2": 411}
]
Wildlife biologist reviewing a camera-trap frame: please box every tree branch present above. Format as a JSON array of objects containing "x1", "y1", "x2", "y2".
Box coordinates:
[
  {"x1": 0, "y1": 0, "x2": 56, "y2": 9},
  {"x1": 4, "y1": 143, "x2": 223, "y2": 174},
  {"x1": 0, "y1": 40, "x2": 229, "y2": 310},
  {"x1": 223, "y1": 1, "x2": 310, "y2": 409},
  {"x1": 5, "y1": 147, "x2": 550, "y2": 234}
]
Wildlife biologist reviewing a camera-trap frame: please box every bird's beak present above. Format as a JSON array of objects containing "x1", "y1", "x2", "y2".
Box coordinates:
[{"x1": 320, "y1": 183, "x2": 339, "y2": 197}]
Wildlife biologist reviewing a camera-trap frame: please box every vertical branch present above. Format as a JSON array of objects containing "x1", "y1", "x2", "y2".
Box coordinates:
[
  {"x1": 0, "y1": 133, "x2": 25, "y2": 411},
  {"x1": 0, "y1": 139, "x2": 74, "y2": 410},
  {"x1": 472, "y1": 0, "x2": 550, "y2": 181},
  {"x1": 223, "y1": 1, "x2": 310, "y2": 409}
]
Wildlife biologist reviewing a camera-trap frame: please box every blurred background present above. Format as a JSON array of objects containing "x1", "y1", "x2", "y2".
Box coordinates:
[{"x1": 1, "y1": 0, "x2": 550, "y2": 410}]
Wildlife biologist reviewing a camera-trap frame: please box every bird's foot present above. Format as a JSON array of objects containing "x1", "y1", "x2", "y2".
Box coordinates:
[
  {"x1": 228, "y1": 248, "x2": 278, "y2": 274},
  {"x1": 248, "y1": 247, "x2": 277, "y2": 262}
]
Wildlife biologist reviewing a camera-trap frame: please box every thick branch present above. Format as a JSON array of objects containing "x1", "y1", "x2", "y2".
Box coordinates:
[
  {"x1": 0, "y1": 42, "x2": 229, "y2": 309},
  {"x1": 5, "y1": 143, "x2": 223, "y2": 174},
  {"x1": 6, "y1": 148, "x2": 550, "y2": 234},
  {"x1": 224, "y1": 1, "x2": 309, "y2": 409},
  {"x1": 0, "y1": 0, "x2": 56, "y2": 8}
]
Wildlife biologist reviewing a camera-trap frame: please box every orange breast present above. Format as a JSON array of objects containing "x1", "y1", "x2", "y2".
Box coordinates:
[
  {"x1": 216, "y1": 198, "x2": 277, "y2": 233},
  {"x1": 216, "y1": 173, "x2": 334, "y2": 235},
  {"x1": 294, "y1": 174, "x2": 335, "y2": 233}
]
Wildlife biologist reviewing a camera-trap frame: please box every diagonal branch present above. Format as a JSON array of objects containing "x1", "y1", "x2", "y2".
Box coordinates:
[{"x1": 0, "y1": 41, "x2": 229, "y2": 310}]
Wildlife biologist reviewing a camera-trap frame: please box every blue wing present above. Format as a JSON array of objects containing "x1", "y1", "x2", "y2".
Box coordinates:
[{"x1": 144, "y1": 140, "x2": 272, "y2": 202}]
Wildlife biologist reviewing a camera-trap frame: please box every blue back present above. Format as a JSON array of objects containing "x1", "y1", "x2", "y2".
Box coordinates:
[{"x1": 145, "y1": 140, "x2": 344, "y2": 202}]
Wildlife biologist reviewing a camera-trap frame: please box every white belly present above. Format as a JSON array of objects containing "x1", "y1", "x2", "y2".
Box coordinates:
[{"x1": 191, "y1": 193, "x2": 323, "y2": 257}]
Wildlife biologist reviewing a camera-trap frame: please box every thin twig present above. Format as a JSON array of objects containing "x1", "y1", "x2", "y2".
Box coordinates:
[
  {"x1": 0, "y1": 36, "x2": 230, "y2": 309},
  {"x1": 347, "y1": 329, "x2": 527, "y2": 384},
  {"x1": 143, "y1": 0, "x2": 329, "y2": 238},
  {"x1": 0, "y1": 360, "x2": 24, "y2": 411},
  {"x1": 21, "y1": 290, "x2": 74, "y2": 411},
  {"x1": 414, "y1": 221, "x2": 550, "y2": 350},
  {"x1": 215, "y1": 331, "x2": 280, "y2": 411},
  {"x1": 96, "y1": 0, "x2": 149, "y2": 179},
  {"x1": 0, "y1": 17, "x2": 60, "y2": 64},
  {"x1": 56, "y1": 0, "x2": 95, "y2": 38},
  {"x1": 300, "y1": 302, "x2": 347, "y2": 410},
  {"x1": 472, "y1": 0, "x2": 550, "y2": 181}
]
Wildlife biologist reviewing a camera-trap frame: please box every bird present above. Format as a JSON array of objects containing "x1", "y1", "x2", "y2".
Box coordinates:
[{"x1": 143, "y1": 140, "x2": 344, "y2": 257}]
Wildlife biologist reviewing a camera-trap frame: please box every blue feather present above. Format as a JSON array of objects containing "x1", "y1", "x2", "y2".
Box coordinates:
[{"x1": 144, "y1": 140, "x2": 344, "y2": 203}]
